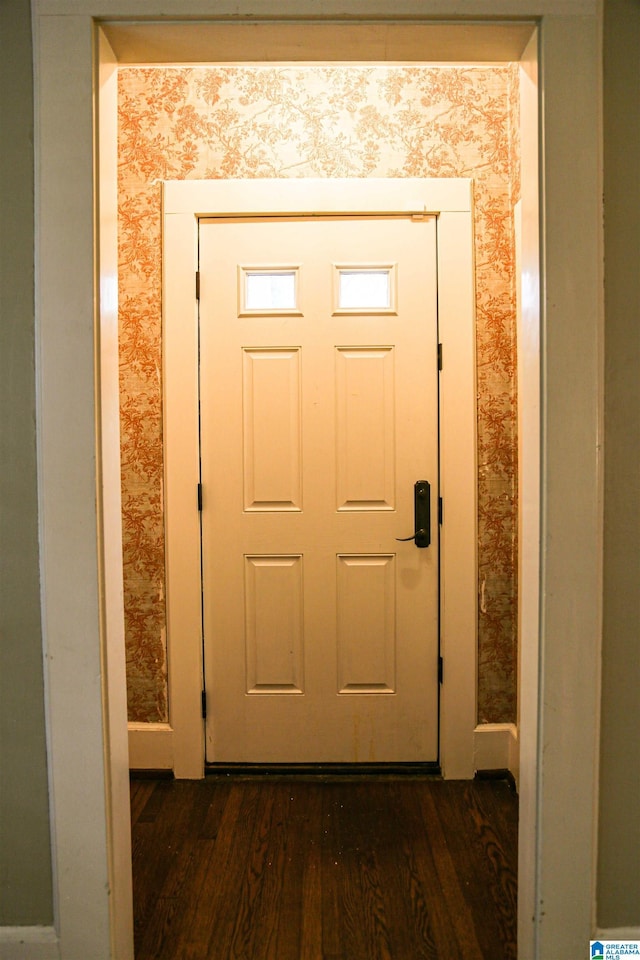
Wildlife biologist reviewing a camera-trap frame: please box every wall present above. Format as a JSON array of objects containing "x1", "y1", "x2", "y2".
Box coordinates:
[
  {"x1": 118, "y1": 64, "x2": 520, "y2": 727},
  {"x1": 597, "y1": 0, "x2": 640, "y2": 929},
  {"x1": 0, "y1": 0, "x2": 53, "y2": 926}
]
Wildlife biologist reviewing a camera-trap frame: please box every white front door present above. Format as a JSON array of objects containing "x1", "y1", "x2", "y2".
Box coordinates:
[{"x1": 199, "y1": 212, "x2": 439, "y2": 763}]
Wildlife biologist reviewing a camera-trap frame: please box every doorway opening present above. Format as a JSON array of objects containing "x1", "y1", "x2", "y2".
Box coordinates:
[
  {"x1": 32, "y1": 6, "x2": 609, "y2": 955},
  {"x1": 95, "y1": 17, "x2": 540, "y2": 958}
]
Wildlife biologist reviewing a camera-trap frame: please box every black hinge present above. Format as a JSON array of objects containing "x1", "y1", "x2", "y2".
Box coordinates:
[
  {"x1": 437, "y1": 342, "x2": 443, "y2": 371},
  {"x1": 197, "y1": 483, "x2": 203, "y2": 511},
  {"x1": 201, "y1": 689, "x2": 207, "y2": 719},
  {"x1": 438, "y1": 496, "x2": 443, "y2": 525},
  {"x1": 195, "y1": 270, "x2": 201, "y2": 300},
  {"x1": 438, "y1": 656, "x2": 444, "y2": 684}
]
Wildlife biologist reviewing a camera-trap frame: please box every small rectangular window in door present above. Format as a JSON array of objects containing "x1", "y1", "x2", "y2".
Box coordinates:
[
  {"x1": 333, "y1": 264, "x2": 397, "y2": 315},
  {"x1": 238, "y1": 265, "x2": 302, "y2": 316}
]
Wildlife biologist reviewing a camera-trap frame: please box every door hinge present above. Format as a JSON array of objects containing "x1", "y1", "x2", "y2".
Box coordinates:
[
  {"x1": 437, "y1": 342, "x2": 443, "y2": 371},
  {"x1": 438, "y1": 496, "x2": 443, "y2": 525},
  {"x1": 197, "y1": 483, "x2": 203, "y2": 511},
  {"x1": 195, "y1": 270, "x2": 201, "y2": 300},
  {"x1": 201, "y1": 689, "x2": 207, "y2": 720},
  {"x1": 438, "y1": 656, "x2": 444, "y2": 684}
]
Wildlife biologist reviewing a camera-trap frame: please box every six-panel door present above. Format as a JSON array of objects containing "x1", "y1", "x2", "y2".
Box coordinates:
[{"x1": 199, "y1": 214, "x2": 439, "y2": 762}]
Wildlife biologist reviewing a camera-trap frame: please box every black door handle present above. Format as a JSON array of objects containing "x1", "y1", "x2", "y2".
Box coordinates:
[{"x1": 396, "y1": 481, "x2": 431, "y2": 548}]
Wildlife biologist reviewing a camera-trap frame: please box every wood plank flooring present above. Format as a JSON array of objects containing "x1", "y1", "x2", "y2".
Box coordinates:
[{"x1": 131, "y1": 775, "x2": 517, "y2": 960}]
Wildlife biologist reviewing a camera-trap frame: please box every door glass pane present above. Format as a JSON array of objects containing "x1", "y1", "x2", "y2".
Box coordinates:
[
  {"x1": 245, "y1": 271, "x2": 297, "y2": 311},
  {"x1": 338, "y1": 269, "x2": 390, "y2": 309}
]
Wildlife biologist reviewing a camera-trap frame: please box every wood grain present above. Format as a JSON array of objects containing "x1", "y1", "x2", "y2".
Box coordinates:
[{"x1": 131, "y1": 775, "x2": 518, "y2": 960}]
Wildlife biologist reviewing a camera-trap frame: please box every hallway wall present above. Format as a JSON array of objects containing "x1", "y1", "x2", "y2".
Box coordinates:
[
  {"x1": 118, "y1": 64, "x2": 521, "y2": 727},
  {"x1": 598, "y1": 0, "x2": 640, "y2": 928},
  {"x1": 0, "y1": 0, "x2": 53, "y2": 926}
]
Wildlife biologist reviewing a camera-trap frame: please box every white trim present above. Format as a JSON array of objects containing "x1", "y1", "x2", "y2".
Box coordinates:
[
  {"x1": 127, "y1": 723, "x2": 174, "y2": 770},
  {"x1": 96, "y1": 27, "x2": 135, "y2": 959},
  {"x1": 515, "y1": 36, "x2": 542, "y2": 957},
  {"x1": 436, "y1": 208, "x2": 477, "y2": 780},
  {"x1": 163, "y1": 176, "x2": 472, "y2": 216},
  {"x1": 474, "y1": 723, "x2": 519, "y2": 784},
  {"x1": 163, "y1": 178, "x2": 477, "y2": 780},
  {"x1": 163, "y1": 207, "x2": 206, "y2": 780},
  {"x1": 536, "y1": 15, "x2": 603, "y2": 957},
  {"x1": 0, "y1": 928, "x2": 59, "y2": 960},
  {"x1": 40, "y1": 1, "x2": 598, "y2": 17},
  {"x1": 595, "y1": 929, "x2": 640, "y2": 940},
  {"x1": 34, "y1": 13, "x2": 121, "y2": 959}
]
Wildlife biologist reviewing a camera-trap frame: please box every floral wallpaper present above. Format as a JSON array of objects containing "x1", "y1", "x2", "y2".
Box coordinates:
[{"x1": 118, "y1": 65, "x2": 519, "y2": 725}]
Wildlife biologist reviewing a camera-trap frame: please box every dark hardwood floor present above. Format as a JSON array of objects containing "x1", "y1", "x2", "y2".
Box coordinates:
[{"x1": 131, "y1": 774, "x2": 517, "y2": 960}]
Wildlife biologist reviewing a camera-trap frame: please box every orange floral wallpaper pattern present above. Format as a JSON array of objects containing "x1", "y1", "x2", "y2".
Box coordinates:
[{"x1": 118, "y1": 65, "x2": 519, "y2": 725}]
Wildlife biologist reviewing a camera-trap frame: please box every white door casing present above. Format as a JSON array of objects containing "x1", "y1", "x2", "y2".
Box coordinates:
[
  {"x1": 199, "y1": 213, "x2": 439, "y2": 763},
  {"x1": 162, "y1": 178, "x2": 476, "y2": 778}
]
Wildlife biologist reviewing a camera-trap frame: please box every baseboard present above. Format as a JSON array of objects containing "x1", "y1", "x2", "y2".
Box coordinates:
[
  {"x1": 0, "y1": 927, "x2": 59, "y2": 960},
  {"x1": 473, "y1": 723, "x2": 519, "y2": 788},
  {"x1": 595, "y1": 927, "x2": 640, "y2": 939},
  {"x1": 128, "y1": 721, "x2": 174, "y2": 770},
  {"x1": 129, "y1": 721, "x2": 520, "y2": 780}
]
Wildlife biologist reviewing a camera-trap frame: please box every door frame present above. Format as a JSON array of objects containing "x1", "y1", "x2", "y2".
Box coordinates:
[
  {"x1": 28, "y1": 8, "x2": 604, "y2": 960},
  {"x1": 162, "y1": 178, "x2": 476, "y2": 778}
]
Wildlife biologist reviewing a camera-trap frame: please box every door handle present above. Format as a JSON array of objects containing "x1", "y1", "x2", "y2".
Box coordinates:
[{"x1": 396, "y1": 481, "x2": 431, "y2": 548}]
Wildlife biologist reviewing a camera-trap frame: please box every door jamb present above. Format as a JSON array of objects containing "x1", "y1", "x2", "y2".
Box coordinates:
[{"x1": 162, "y1": 177, "x2": 477, "y2": 779}]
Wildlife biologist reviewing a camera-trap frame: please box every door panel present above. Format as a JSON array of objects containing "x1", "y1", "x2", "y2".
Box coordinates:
[
  {"x1": 335, "y1": 347, "x2": 395, "y2": 510},
  {"x1": 244, "y1": 553, "x2": 304, "y2": 693},
  {"x1": 336, "y1": 553, "x2": 396, "y2": 693},
  {"x1": 242, "y1": 347, "x2": 302, "y2": 511},
  {"x1": 199, "y1": 214, "x2": 439, "y2": 763}
]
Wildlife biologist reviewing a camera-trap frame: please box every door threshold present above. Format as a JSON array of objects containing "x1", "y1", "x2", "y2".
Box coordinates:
[{"x1": 205, "y1": 761, "x2": 441, "y2": 779}]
